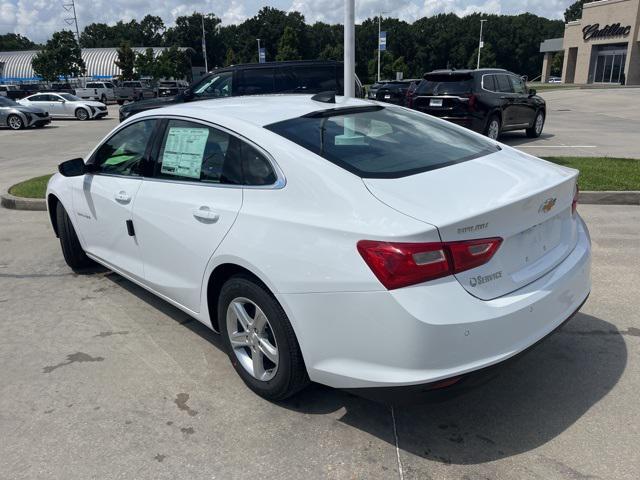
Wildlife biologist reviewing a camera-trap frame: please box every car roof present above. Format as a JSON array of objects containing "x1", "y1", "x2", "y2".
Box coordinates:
[
  {"x1": 218, "y1": 60, "x2": 341, "y2": 71},
  {"x1": 425, "y1": 68, "x2": 509, "y2": 76},
  {"x1": 137, "y1": 94, "x2": 377, "y2": 127}
]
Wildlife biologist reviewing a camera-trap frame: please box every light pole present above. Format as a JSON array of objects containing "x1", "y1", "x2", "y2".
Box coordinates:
[
  {"x1": 477, "y1": 19, "x2": 487, "y2": 70},
  {"x1": 377, "y1": 12, "x2": 389, "y2": 83},
  {"x1": 257, "y1": 38, "x2": 262, "y2": 63},
  {"x1": 344, "y1": 0, "x2": 355, "y2": 99},
  {"x1": 201, "y1": 14, "x2": 208, "y2": 73}
]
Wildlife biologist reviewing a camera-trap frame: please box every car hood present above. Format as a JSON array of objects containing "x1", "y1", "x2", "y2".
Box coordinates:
[{"x1": 122, "y1": 95, "x2": 180, "y2": 112}]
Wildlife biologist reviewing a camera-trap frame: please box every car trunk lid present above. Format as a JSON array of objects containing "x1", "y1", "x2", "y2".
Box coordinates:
[
  {"x1": 363, "y1": 149, "x2": 579, "y2": 300},
  {"x1": 412, "y1": 73, "x2": 475, "y2": 117}
]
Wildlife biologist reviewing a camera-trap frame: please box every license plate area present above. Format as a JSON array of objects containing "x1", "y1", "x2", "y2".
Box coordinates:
[{"x1": 429, "y1": 98, "x2": 443, "y2": 107}]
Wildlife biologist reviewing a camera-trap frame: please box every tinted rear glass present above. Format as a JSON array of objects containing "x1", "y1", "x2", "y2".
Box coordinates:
[
  {"x1": 276, "y1": 66, "x2": 339, "y2": 94},
  {"x1": 266, "y1": 106, "x2": 498, "y2": 178},
  {"x1": 417, "y1": 75, "x2": 473, "y2": 95}
]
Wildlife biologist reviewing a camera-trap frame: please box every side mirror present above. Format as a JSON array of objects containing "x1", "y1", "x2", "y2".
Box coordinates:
[
  {"x1": 528, "y1": 88, "x2": 537, "y2": 96},
  {"x1": 58, "y1": 158, "x2": 87, "y2": 177}
]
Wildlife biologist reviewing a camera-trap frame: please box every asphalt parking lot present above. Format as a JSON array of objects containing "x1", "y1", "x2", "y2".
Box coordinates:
[{"x1": 1, "y1": 91, "x2": 639, "y2": 479}]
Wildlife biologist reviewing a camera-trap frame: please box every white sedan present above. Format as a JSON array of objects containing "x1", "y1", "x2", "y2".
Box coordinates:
[
  {"x1": 46, "y1": 94, "x2": 591, "y2": 400},
  {"x1": 19, "y1": 92, "x2": 107, "y2": 120}
]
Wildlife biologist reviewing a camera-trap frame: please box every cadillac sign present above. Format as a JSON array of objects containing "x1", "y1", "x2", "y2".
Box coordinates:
[{"x1": 582, "y1": 23, "x2": 631, "y2": 41}]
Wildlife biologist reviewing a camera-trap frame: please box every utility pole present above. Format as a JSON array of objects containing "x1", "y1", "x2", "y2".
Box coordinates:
[
  {"x1": 377, "y1": 13, "x2": 388, "y2": 83},
  {"x1": 344, "y1": 0, "x2": 355, "y2": 98},
  {"x1": 201, "y1": 14, "x2": 208, "y2": 73},
  {"x1": 257, "y1": 38, "x2": 263, "y2": 63},
  {"x1": 477, "y1": 19, "x2": 487, "y2": 70},
  {"x1": 63, "y1": 0, "x2": 81, "y2": 44}
]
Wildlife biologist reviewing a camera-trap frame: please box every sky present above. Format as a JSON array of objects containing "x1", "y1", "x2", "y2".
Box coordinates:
[{"x1": 0, "y1": 0, "x2": 574, "y2": 43}]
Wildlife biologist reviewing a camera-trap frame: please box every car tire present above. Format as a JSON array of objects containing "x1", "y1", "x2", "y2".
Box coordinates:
[
  {"x1": 100, "y1": 94, "x2": 107, "y2": 104},
  {"x1": 117, "y1": 100, "x2": 124, "y2": 106},
  {"x1": 7, "y1": 114, "x2": 24, "y2": 130},
  {"x1": 75, "y1": 108, "x2": 89, "y2": 121},
  {"x1": 485, "y1": 115, "x2": 501, "y2": 140},
  {"x1": 526, "y1": 111, "x2": 545, "y2": 138},
  {"x1": 219, "y1": 274, "x2": 309, "y2": 400},
  {"x1": 55, "y1": 203, "x2": 95, "y2": 271}
]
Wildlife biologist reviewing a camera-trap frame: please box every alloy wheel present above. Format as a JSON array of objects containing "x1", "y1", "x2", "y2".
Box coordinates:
[
  {"x1": 535, "y1": 113, "x2": 544, "y2": 135},
  {"x1": 226, "y1": 297, "x2": 279, "y2": 381},
  {"x1": 8, "y1": 115, "x2": 23, "y2": 130},
  {"x1": 76, "y1": 109, "x2": 89, "y2": 121},
  {"x1": 487, "y1": 119, "x2": 500, "y2": 140}
]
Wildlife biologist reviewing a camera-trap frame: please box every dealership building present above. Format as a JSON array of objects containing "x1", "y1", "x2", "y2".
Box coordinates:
[{"x1": 540, "y1": 0, "x2": 640, "y2": 84}]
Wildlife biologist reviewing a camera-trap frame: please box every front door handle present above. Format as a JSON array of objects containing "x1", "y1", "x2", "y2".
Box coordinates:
[
  {"x1": 192, "y1": 206, "x2": 219, "y2": 223},
  {"x1": 115, "y1": 191, "x2": 131, "y2": 204}
]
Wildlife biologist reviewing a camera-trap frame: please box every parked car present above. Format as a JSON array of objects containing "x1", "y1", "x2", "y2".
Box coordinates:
[
  {"x1": 0, "y1": 96, "x2": 51, "y2": 129},
  {"x1": 407, "y1": 69, "x2": 546, "y2": 140},
  {"x1": 119, "y1": 60, "x2": 365, "y2": 122},
  {"x1": 374, "y1": 79, "x2": 420, "y2": 106},
  {"x1": 156, "y1": 80, "x2": 189, "y2": 98},
  {"x1": 548, "y1": 76, "x2": 562, "y2": 84},
  {"x1": 75, "y1": 81, "x2": 116, "y2": 104},
  {"x1": 48, "y1": 94, "x2": 590, "y2": 401},
  {"x1": 115, "y1": 81, "x2": 156, "y2": 105},
  {"x1": 18, "y1": 93, "x2": 108, "y2": 121},
  {"x1": 46, "y1": 83, "x2": 77, "y2": 95},
  {"x1": 367, "y1": 81, "x2": 384, "y2": 99},
  {"x1": 0, "y1": 85, "x2": 23, "y2": 100}
]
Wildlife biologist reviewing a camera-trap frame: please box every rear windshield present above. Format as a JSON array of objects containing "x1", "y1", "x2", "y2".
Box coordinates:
[
  {"x1": 417, "y1": 75, "x2": 473, "y2": 95},
  {"x1": 265, "y1": 106, "x2": 498, "y2": 178}
]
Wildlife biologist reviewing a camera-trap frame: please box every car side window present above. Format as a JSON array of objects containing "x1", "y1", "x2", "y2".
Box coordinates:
[
  {"x1": 482, "y1": 75, "x2": 496, "y2": 92},
  {"x1": 509, "y1": 76, "x2": 526, "y2": 94},
  {"x1": 29, "y1": 94, "x2": 47, "y2": 102},
  {"x1": 241, "y1": 143, "x2": 277, "y2": 186},
  {"x1": 156, "y1": 119, "x2": 241, "y2": 184},
  {"x1": 92, "y1": 119, "x2": 157, "y2": 176},
  {"x1": 237, "y1": 68, "x2": 275, "y2": 95},
  {"x1": 496, "y1": 75, "x2": 513, "y2": 93}
]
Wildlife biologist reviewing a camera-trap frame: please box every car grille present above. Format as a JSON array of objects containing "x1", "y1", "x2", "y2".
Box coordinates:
[
  {"x1": 97, "y1": 106, "x2": 107, "y2": 111},
  {"x1": 35, "y1": 112, "x2": 49, "y2": 117}
]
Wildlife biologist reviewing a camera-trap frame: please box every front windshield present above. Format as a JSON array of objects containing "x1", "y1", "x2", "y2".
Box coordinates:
[
  {"x1": 0, "y1": 97, "x2": 18, "y2": 107},
  {"x1": 60, "y1": 93, "x2": 81, "y2": 101},
  {"x1": 193, "y1": 72, "x2": 232, "y2": 98}
]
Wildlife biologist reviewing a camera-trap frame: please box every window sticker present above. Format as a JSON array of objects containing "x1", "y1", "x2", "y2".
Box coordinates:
[{"x1": 161, "y1": 127, "x2": 209, "y2": 179}]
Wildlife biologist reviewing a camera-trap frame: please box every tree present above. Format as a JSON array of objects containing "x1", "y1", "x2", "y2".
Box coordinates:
[
  {"x1": 551, "y1": 52, "x2": 564, "y2": 76},
  {"x1": 135, "y1": 48, "x2": 156, "y2": 78},
  {"x1": 225, "y1": 47, "x2": 238, "y2": 66},
  {"x1": 32, "y1": 31, "x2": 85, "y2": 82},
  {"x1": 154, "y1": 46, "x2": 191, "y2": 80},
  {"x1": 276, "y1": 26, "x2": 301, "y2": 61},
  {"x1": 564, "y1": 1, "x2": 593, "y2": 23},
  {"x1": 468, "y1": 43, "x2": 497, "y2": 69},
  {"x1": 0, "y1": 33, "x2": 37, "y2": 51},
  {"x1": 115, "y1": 42, "x2": 137, "y2": 80}
]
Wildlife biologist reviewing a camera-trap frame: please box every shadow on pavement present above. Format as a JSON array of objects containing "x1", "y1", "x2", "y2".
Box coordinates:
[
  {"x1": 499, "y1": 131, "x2": 555, "y2": 147},
  {"x1": 103, "y1": 272, "x2": 627, "y2": 466}
]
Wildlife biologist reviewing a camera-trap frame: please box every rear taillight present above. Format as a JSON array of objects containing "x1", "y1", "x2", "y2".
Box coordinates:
[
  {"x1": 357, "y1": 237, "x2": 502, "y2": 290},
  {"x1": 572, "y1": 184, "x2": 579, "y2": 216},
  {"x1": 466, "y1": 94, "x2": 477, "y2": 112}
]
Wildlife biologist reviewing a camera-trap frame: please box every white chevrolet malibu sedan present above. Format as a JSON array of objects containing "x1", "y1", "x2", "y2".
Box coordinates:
[{"x1": 46, "y1": 94, "x2": 591, "y2": 400}]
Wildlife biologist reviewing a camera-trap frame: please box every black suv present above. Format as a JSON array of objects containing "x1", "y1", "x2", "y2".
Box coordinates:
[
  {"x1": 407, "y1": 69, "x2": 546, "y2": 140},
  {"x1": 119, "y1": 60, "x2": 363, "y2": 122}
]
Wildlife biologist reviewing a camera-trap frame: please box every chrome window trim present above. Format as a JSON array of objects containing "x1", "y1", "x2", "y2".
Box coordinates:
[
  {"x1": 89, "y1": 115, "x2": 286, "y2": 190},
  {"x1": 481, "y1": 74, "x2": 497, "y2": 93}
]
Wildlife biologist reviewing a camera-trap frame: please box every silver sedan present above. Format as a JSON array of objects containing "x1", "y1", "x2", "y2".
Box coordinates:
[
  {"x1": 18, "y1": 92, "x2": 108, "y2": 121},
  {"x1": 0, "y1": 96, "x2": 51, "y2": 130}
]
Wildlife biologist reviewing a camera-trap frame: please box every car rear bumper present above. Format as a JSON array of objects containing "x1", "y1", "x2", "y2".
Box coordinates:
[{"x1": 277, "y1": 216, "x2": 591, "y2": 390}]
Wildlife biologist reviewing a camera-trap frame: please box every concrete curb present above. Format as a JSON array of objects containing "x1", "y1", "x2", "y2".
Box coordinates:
[
  {"x1": 579, "y1": 191, "x2": 640, "y2": 205},
  {"x1": 1, "y1": 191, "x2": 47, "y2": 211},
  {"x1": 1, "y1": 189, "x2": 638, "y2": 212}
]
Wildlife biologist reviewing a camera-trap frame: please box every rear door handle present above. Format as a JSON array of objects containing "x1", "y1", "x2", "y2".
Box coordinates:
[
  {"x1": 192, "y1": 206, "x2": 219, "y2": 223},
  {"x1": 115, "y1": 191, "x2": 131, "y2": 204}
]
